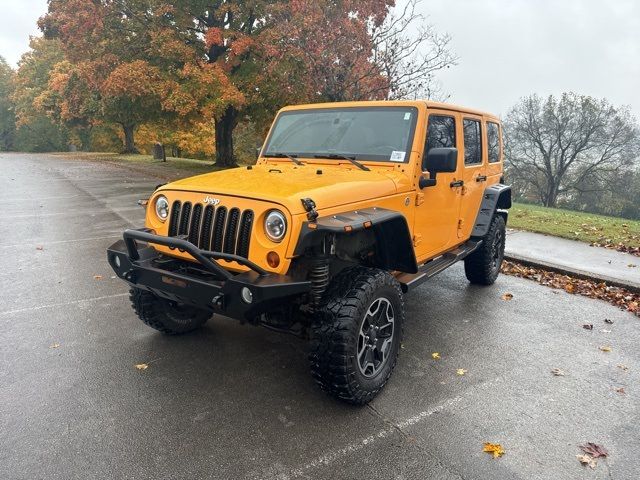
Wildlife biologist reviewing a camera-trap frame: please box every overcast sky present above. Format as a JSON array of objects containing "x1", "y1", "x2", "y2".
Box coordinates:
[{"x1": 0, "y1": 0, "x2": 638, "y2": 119}]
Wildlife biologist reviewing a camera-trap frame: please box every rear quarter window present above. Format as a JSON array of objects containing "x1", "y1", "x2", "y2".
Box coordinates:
[{"x1": 487, "y1": 122, "x2": 501, "y2": 163}]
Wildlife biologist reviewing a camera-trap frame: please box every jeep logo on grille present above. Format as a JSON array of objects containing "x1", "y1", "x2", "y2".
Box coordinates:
[{"x1": 204, "y1": 196, "x2": 221, "y2": 206}]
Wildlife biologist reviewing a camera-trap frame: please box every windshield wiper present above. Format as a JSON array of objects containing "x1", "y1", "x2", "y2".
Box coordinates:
[
  {"x1": 263, "y1": 152, "x2": 304, "y2": 166},
  {"x1": 313, "y1": 153, "x2": 370, "y2": 171}
]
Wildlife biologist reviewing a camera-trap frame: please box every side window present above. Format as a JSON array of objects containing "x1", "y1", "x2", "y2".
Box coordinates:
[
  {"x1": 463, "y1": 119, "x2": 482, "y2": 165},
  {"x1": 487, "y1": 122, "x2": 501, "y2": 163},
  {"x1": 424, "y1": 115, "x2": 456, "y2": 170}
]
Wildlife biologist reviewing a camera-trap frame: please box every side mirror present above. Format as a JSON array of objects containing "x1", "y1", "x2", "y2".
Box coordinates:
[{"x1": 425, "y1": 147, "x2": 458, "y2": 174}]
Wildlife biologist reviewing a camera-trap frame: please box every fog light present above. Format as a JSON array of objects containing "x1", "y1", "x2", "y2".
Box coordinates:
[
  {"x1": 241, "y1": 287, "x2": 253, "y2": 304},
  {"x1": 267, "y1": 251, "x2": 280, "y2": 268},
  {"x1": 114, "y1": 255, "x2": 121, "y2": 268}
]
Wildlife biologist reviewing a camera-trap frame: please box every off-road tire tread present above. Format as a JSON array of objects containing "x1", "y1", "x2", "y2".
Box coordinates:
[
  {"x1": 464, "y1": 215, "x2": 506, "y2": 285},
  {"x1": 129, "y1": 288, "x2": 210, "y2": 335},
  {"x1": 309, "y1": 266, "x2": 404, "y2": 405}
]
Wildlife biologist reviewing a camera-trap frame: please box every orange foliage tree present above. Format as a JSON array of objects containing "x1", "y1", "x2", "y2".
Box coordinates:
[{"x1": 35, "y1": 0, "x2": 454, "y2": 162}]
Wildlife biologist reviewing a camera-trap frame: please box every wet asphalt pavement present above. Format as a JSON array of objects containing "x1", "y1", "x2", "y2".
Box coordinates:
[{"x1": 1, "y1": 152, "x2": 639, "y2": 480}]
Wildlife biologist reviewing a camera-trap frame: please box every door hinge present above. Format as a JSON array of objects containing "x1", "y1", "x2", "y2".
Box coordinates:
[
  {"x1": 413, "y1": 234, "x2": 422, "y2": 247},
  {"x1": 415, "y1": 193, "x2": 425, "y2": 206}
]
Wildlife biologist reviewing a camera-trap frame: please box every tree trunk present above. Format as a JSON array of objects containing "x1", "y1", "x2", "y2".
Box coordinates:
[
  {"x1": 545, "y1": 181, "x2": 560, "y2": 207},
  {"x1": 214, "y1": 106, "x2": 238, "y2": 167},
  {"x1": 122, "y1": 124, "x2": 138, "y2": 154}
]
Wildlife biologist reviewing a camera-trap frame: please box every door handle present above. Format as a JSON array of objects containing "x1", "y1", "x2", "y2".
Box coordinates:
[
  {"x1": 476, "y1": 175, "x2": 487, "y2": 182},
  {"x1": 450, "y1": 180, "x2": 464, "y2": 188}
]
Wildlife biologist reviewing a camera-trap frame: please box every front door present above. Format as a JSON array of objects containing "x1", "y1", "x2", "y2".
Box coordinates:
[
  {"x1": 413, "y1": 111, "x2": 463, "y2": 261},
  {"x1": 457, "y1": 116, "x2": 487, "y2": 239}
]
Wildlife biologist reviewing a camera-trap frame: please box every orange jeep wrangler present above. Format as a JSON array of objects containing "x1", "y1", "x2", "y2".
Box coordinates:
[{"x1": 108, "y1": 100, "x2": 511, "y2": 404}]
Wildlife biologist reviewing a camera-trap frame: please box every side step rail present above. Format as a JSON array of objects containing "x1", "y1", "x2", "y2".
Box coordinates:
[{"x1": 396, "y1": 240, "x2": 482, "y2": 292}]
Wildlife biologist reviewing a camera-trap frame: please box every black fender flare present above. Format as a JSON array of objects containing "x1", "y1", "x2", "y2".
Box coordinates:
[
  {"x1": 471, "y1": 184, "x2": 512, "y2": 238},
  {"x1": 293, "y1": 207, "x2": 418, "y2": 274}
]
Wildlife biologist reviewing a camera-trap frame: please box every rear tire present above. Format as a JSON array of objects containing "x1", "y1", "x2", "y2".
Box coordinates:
[
  {"x1": 130, "y1": 288, "x2": 211, "y2": 335},
  {"x1": 464, "y1": 215, "x2": 506, "y2": 285},
  {"x1": 309, "y1": 267, "x2": 404, "y2": 405}
]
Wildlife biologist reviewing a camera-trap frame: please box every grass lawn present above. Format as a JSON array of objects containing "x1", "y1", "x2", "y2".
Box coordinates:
[{"x1": 509, "y1": 202, "x2": 640, "y2": 250}]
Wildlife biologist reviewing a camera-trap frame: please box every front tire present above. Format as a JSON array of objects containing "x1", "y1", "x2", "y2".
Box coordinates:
[
  {"x1": 464, "y1": 214, "x2": 506, "y2": 285},
  {"x1": 309, "y1": 267, "x2": 404, "y2": 405},
  {"x1": 130, "y1": 288, "x2": 211, "y2": 335}
]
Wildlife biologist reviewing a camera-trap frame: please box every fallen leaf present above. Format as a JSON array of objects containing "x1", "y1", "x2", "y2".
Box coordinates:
[
  {"x1": 483, "y1": 443, "x2": 505, "y2": 458},
  {"x1": 617, "y1": 364, "x2": 629, "y2": 371},
  {"x1": 604, "y1": 319, "x2": 614, "y2": 324},
  {"x1": 579, "y1": 442, "x2": 609, "y2": 459},
  {"x1": 93, "y1": 275, "x2": 103, "y2": 280},
  {"x1": 431, "y1": 352, "x2": 441, "y2": 360},
  {"x1": 615, "y1": 387, "x2": 625, "y2": 394},
  {"x1": 501, "y1": 293, "x2": 513, "y2": 301},
  {"x1": 582, "y1": 324, "x2": 593, "y2": 330},
  {"x1": 599, "y1": 346, "x2": 612, "y2": 352},
  {"x1": 49, "y1": 343, "x2": 60, "y2": 349},
  {"x1": 501, "y1": 261, "x2": 640, "y2": 318},
  {"x1": 576, "y1": 454, "x2": 597, "y2": 469},
  {"x1": 134, "y1": 363, "x2": 149, "y2": 371},
  {"x1": 551, "y1": 368, "x2": 565, "y2": 376},
  {"x1": 628, "y1": 264, "x2": 637, "y2": 268},
  {"x1": 36, "y1": 246, "x2": 44, "y2": 251},
  {"x1": 456, "y1": 368, "x2": 467, "y2": 376}
]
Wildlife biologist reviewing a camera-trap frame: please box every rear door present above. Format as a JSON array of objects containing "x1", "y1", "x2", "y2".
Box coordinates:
[{"x1": 457, "y1": 116, "x2": 487, "y2": 239}]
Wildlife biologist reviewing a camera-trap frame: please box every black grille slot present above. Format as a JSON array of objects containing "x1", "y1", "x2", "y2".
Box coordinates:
[
  {"x1": 199, "y1": 205, "x2": 214, "y2": 250},
  {"x1": 166, "y1": 202, "x2": 254, "y2": 259},
  {"x1": 237, "y1": 210, "x2": 254, "y2": 258},
  {"x1": 188, "y1": 203, "x2": 203, "y2": 246},
  {"x1": 223, "y1": 208, "x2": 240, "y2": 254},
  {"x1": 178, "y1": 202, "x2": 192, "y2": 236},
  {"x1": 212, "y1": 207, "x2": 227, "y2": 252},
  {"x1": 168, "y1": 201, "x2": 181, "y2": 237}
]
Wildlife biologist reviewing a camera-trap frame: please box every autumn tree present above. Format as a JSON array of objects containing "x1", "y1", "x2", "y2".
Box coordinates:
[
  {"x1": 0, "y1": 56, "x2": 15, "y2": 151},
  {"x1": 38, "y1": 0, "x2": 174, "y2": 152},
  {"x1": 35, "y1": 0, "x2": 455, "y2": 163},
  {"x1": 504, "y1": 93, "x2": 640, "y2": 207},
  {"x1": 271, "y1": 0, "x2": 456, "y2": 102},
  {"x1": 11, "y1": 38, "x2": 70, "y2": 152}
]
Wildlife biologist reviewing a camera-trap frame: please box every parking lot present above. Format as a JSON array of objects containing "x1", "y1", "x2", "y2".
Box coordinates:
[{"x1": 1, "y1": 152, "x2": 638, "y2": 480}]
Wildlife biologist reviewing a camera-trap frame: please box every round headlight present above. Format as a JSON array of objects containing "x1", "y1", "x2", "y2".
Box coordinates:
[
  {"x1": 155, "y1": 195, "x2": 169, "y2": 221},
  {"x1": 264, "y1": 210, "x2": 287, "y2": 242}
]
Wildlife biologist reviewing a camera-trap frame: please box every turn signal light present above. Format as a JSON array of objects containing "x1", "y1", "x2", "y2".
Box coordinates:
[{"x1": 267, "y1": 251, "x2": 280, "y2": 268}]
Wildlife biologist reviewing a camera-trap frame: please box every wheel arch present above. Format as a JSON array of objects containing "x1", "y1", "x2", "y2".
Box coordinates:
[
  {"x1": 471, "y1": 184, "x2": 511, "y2": 238},
  {"x1": 293, "y1": 207, "x2": 418, "y2": 274}
]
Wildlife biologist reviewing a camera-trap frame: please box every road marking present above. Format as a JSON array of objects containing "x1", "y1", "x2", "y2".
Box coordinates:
[
  {"x1": 0, "y1": 234, "x2": 121, "y2": 249},
  {"x1": 260, "y1": 377, "x2": 502, "y2": 480},
  {"x1": 266, "y1": 397, "x2": 462, "y2": 480},
  {"x1": 0, "y1": 293, "x2": 128, "y2": 317}
]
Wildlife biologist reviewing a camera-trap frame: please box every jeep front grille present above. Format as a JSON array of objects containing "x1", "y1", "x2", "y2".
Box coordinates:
[{"x1": 166, "y1": 201, "x2": 254, "y2": 258}]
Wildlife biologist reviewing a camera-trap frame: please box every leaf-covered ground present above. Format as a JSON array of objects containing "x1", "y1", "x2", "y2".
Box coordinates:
[
  {"x1": 509, "y1": 203, "x2": 640, "y2": 256},
  {"x1": 501, "y1": 260, "x2": 639, "y2": 316}
]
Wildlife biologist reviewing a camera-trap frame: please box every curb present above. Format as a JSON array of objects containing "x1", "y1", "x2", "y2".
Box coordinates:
[{"x1": 504, "y1": 253, "x2": 640, "y2": 294}]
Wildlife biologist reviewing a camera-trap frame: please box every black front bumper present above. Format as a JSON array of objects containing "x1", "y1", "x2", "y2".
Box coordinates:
[{"x1": 107, "y1": 229, "x2": 311, "y2": 321}]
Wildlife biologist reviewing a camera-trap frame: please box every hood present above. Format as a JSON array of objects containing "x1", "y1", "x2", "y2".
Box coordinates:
[{"x1": 160, "y1": 163, "x2": 410, "y2": 214}]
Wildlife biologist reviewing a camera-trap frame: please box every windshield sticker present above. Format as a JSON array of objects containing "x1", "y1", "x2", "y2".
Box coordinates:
[
  {"x1": 403, "y1": 112, "x2": 411, "y2": 120},
  {"x1": 390, "y1": 151, "x2": 406, "y2": 162}
]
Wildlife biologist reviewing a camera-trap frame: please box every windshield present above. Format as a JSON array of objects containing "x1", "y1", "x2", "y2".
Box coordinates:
[{"x1": 263, "y1": 107, "x2": 418, "y2": 163}]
